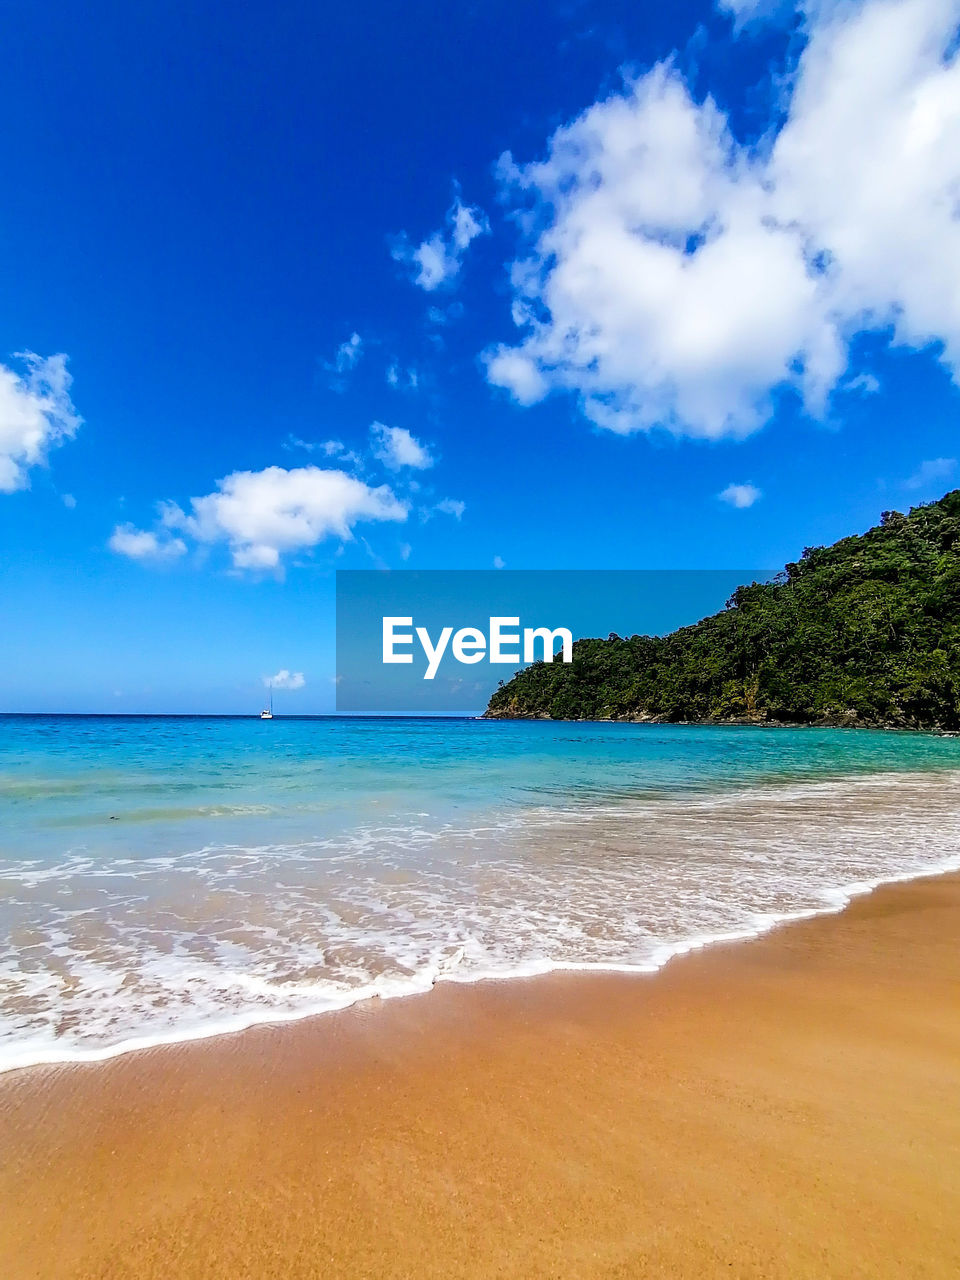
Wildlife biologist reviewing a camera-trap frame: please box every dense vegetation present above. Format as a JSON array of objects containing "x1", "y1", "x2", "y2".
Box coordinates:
[{"x1": 485, "y1": 492, "x2": 960, "y2": 729}]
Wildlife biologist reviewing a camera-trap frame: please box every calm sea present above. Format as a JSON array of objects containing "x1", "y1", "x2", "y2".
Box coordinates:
[{"x1": 2, "y1": 714, "x2": 960, "y2": 1071}]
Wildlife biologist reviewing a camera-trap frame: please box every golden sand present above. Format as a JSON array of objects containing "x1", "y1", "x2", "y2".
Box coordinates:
[{"x1": 2, "y1": 873, "x2": 960, "y2": 1279}]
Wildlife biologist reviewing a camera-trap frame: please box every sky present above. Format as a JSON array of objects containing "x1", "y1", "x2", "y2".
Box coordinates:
[{"x1": 2, "y1": 0, "x2": 960, "y2": 713}]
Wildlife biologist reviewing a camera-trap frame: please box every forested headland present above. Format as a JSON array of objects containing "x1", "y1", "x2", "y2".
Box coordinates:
[{"x1": 484, "y1": 492, "x2": 960, "y2": 729}]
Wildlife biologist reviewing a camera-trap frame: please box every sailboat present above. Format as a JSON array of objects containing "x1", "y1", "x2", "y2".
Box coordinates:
[{"x1": 260, "y1": 690, "x2": 274, "y2": 720}]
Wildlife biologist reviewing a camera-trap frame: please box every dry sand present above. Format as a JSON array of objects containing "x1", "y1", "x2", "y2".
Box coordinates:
[{"x1": 2, "y1": 872, "x2": 959, "y2": 1279}]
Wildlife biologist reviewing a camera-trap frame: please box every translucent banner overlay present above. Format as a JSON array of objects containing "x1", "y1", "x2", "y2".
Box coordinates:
[{"x1": 335, "y1": 570, "x2": 769, "y2": 716}]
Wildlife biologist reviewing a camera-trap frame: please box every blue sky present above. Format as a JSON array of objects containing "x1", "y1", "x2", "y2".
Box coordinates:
[{"x1": 2, "y1": 0, "x2": 960, "y2": 713}]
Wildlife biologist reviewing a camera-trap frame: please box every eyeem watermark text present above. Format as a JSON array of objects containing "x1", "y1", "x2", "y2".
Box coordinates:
[{"x1": 383, "y1": 616, "x2": 573, "y2": 680}]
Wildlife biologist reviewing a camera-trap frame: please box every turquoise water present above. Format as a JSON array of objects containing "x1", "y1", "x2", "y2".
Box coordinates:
[{"x1": 2, "y1": 715, "x2": 960, "y2": 1070}]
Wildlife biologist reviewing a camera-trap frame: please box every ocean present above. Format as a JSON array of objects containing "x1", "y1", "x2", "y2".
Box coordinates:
[{"x1": 2, "y1": 714, "x2": 960, "y2": 1072}]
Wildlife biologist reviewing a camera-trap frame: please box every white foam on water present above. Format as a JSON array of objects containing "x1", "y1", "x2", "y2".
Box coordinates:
[{"x1": 2, "y1": 768, "x2": 959, "y2": 1075}]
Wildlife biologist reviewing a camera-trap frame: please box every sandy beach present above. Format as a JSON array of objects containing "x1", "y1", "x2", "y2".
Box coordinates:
[{"x1": 2, "y1": 871, "x2": 959, "y2": 1279}]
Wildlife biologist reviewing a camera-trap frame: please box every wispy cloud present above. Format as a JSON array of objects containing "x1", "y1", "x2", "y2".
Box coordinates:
[
  {"x1": 386, "y1": 363, "x2": 419, "y2": 391},
  {"x1": 322, "y1": 332, "x2": 364, "y2": 390},
  {"x1": 392, "y1": 192, "x2": 489, "y2": 292},
  {"x1": 426, "y1": 497, "x2": 466, "y2": 521},
  {"x1": 283, "y1": 437, "x2": 361, "y2": 468},
  {"x1": 843, "y1": 372, "x2": 881, "y2": 397},
  {"x1": 902, "y1": 457, "x2": 956, "y2": 492},
  {"x1": 716, "y1": 0, "x2": 782, "y2": 27},
  {"x1": 427, "y1": 302, "x2": 464, "y2": 327}
]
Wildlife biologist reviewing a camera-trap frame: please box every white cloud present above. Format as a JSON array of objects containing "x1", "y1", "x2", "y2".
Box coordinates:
[
  {"x1": 339, "y1": 333, "x2": 363, "y2": 369},
  {"x1": 109, "y1": 524, "x2": 187, "y2": 561},
  {"x1": 263, "y1": 669, "x2": 305, "y2": 690},
  {"x1": 284, "y1": 437, "x2": 361, "y2": 468},
  {"x1": 449, "y1": 199, "x2": 486, "y2": 252},
  {"x1": 770, "y1": 0, "x2": 960, "y2": 372},
  {"x1": 431, "y1": 497, "x2": 466, "y2": 519},
  {"x1": 328, "y1": 332, "x2": 363, "y2": 373},
  {"x1": 718, "y1": 482, "x2": 762, "y2": 508},
  {"x1": 399, "y1": 541, "x2": 412, "y2": 560},
  {"x1": 716, "y1": 0, "x2": 784, "y2": 23},
  {"x1": 393, "y1": 194, "x2": 489, "y2": 291},
  {"x1": 157, "y1": 465, "x2": 407, "y2": 570},
  {"x1": 427, "y1": 302, "x2": 464, "y2": 326},
  {"x1": 493, "y1": 554, "x2": 505, "y2": 568},
  {"x1": 320, "y1": 440, "x2": 361, "y2": 465},
  {"x1": 484, "y1": 348, "x2": 548, "y2": 406},
  {"x1": 486, "y1": 0, "x2": 960, "y2": 440},
  {"x1": 321, "y1": 332, "x2": 364, "y2": 391},
  {"x1": 319, "y1": 439, "x2": 362, "y2": 466},
  {"x1": 0, "y1": 353, "x2": 81, "y2": 492},
  {"x1": 370, "y1": 423, "x2": 434, "y2": 470},
  {"x1": 902, "y1": 457, "x2": 956, "y2": 490},
  {"x1": 62, "y1": 493, "x2": 76, "y2": 509},
  {"x1": 386, "y1": 363, "x2": 419, "y2": 391},
  {"x1": 843, "y1": 372, "x2": 881, "y2": 396}
]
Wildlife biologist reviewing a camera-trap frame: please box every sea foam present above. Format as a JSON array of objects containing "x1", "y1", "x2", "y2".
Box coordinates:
[{"x1": 2, "y1": 759, "x2": 959, "y2": 1074}]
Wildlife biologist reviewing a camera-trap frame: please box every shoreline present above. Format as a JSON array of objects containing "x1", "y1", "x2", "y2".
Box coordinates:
[
  {"x1": 3, "y1": 869, "x2": 960, "y2": 1277},
  {"x1": 482, "y1": 711, "x2": 960, "y2": 732},
  {"x1": 4, "y1": 840, "x2": 960, "y2": 1078}
]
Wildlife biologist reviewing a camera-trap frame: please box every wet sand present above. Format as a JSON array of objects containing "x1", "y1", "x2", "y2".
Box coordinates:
[{"x1": 2, "y1": 872, "x2": 959, "y2": 1279}]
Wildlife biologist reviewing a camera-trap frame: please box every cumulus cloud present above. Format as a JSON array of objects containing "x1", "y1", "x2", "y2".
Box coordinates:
[
  {"x1": 392, "y1": 193, "x2": 489, "y2": 291},
  {"x1": 493, "y1": 554, "x2": 505, "y2": 568},
  {"x1": 0, "y1": 353, "x2": 81, "y2": 492},
  {"x1": 147, "y1": 465, "x2": 408, "y2": 571},
  {"x1": 902, "y1": 457, "x2": 956, "y2": 491},
  {"x1": 771, "y1": 0, "x2": 960, "y2": 367},
  {"x1": 718, "y1": 482, "x2": 762, "y2": 508},
  {"x1": 370, "y1": 423, "x2": 434, "y2": 470},
  {"x1": 486, "y1": 0, "x2": 960, "y2": 440},
  {"x1": 485, "y1": 348, "x2": 547, "y2": 406},
  {"x1": 109, "y1": 524, "x2": 187, "y2": 561},
  {"x1": 263, "y1": 669, "x2": 305, "y2": 690}
]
